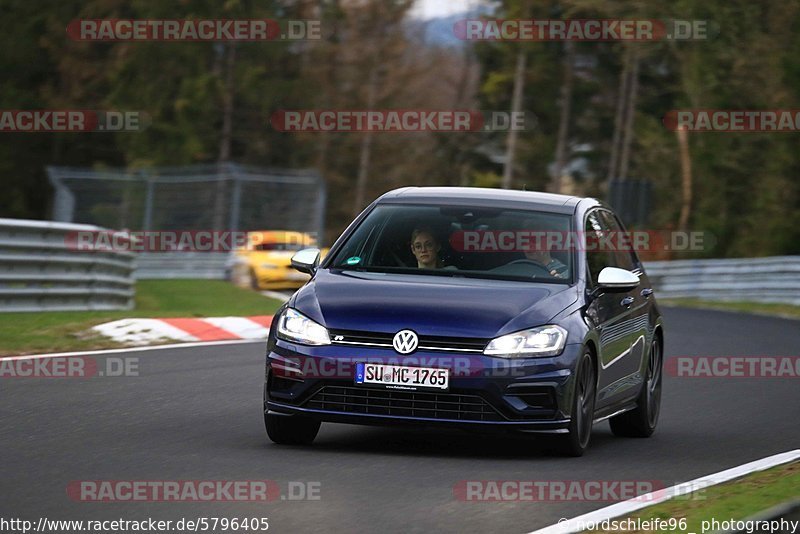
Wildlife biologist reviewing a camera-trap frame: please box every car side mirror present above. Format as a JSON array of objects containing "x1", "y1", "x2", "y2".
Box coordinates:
[
  {"x1": 291, "y1": 248, "x2": 321, "y2": 275},
  {"x1": 596, "y1": 267, "x2": 640, "y2": 293}
]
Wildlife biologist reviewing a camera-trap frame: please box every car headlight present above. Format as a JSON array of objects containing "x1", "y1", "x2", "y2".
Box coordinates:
[
  {"x1": 483, "y1": 325, "x2": 567, "y2": 358},
  {"x1": 276, "y1": 308, "x2": 331, "y2": 345}
]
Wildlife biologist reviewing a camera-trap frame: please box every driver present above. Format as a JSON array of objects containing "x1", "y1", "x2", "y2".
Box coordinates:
[
  {"x1": 523, "y1": 243, "x2": 568, "y2": 278},
  {"x1": 411, "y1": 227, "x2": 443, "y2": 269}
]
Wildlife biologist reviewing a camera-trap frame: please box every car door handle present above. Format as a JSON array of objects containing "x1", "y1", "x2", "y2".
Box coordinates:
[
  {"x1": 640, "y1": 288, "x2": 654, "y2": 298},
  {"x1": 620, "y1": 296, "x2": 635, "y2": 307}
]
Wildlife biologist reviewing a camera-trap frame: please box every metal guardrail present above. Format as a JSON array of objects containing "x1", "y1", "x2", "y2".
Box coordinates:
[
  {"x1": 3, "y1": 216, "x2": 794, "y2": 311},
  {"x1": 0, "y1": 218, "x2": 135, "y2": 312},
  {"x1": 645, "y1": 256, "x2": 800, "y2": 305},
  {"x1": 134, "y1": 252, "x2": 230, "y2": 280},
  {"x1": 132, "y1": 253, "x2": 800, "y2": 307}
]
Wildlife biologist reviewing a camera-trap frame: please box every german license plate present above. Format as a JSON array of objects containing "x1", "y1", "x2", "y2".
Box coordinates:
[{"x1": 355, "y1": 362, "x2": 448, "y2": 390}]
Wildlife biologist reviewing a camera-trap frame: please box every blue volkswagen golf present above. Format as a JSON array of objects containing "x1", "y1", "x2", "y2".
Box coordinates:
[{"x1": 264, "y1": 187, "x2": 664, "y2": 456}]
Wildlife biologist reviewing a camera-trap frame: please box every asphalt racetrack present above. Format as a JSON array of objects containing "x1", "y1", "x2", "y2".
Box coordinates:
[{"x1": 2, "y1": 307, "x2": 798, "y2": 533}]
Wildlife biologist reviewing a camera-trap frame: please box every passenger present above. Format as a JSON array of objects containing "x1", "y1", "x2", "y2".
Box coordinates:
[{"x1": 410, "y1": 227, "x2": 443, "y2": 269}]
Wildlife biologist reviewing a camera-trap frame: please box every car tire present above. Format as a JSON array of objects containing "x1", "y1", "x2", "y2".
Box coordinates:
[
  {"x1": 265, "y1": 412, "x2": 321, "y2": 445},
  {"x1": 558, "y1": 349, "x2": 597, "y2": 457},
  {"x1": 609, "y1": 335, "x2": 662, "y2": 438}
]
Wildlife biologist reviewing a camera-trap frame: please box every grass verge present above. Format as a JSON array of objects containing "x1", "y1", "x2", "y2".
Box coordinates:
[
  {"x1": 0, "y1": 280, "x2": 282, "y2": 355},
  {"x1": 660, "y1": 299, "x2": 800, "y2": 320},
  {"x1": 587, "y1": 461, "x2": 800, "y2": 533}
]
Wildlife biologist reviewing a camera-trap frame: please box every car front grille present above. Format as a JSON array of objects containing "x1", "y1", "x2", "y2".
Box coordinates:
[
  {"x1": 328, "y1": 329, "x2": 488, "y2": 353},
  {"x1": 304, "y1": 385, "x2": 504, "y2": 422}
]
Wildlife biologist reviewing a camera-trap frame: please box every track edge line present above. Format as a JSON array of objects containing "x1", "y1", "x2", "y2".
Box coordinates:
[{"x1": 526, "y1": 449, "x2": 800, "y2": 534}]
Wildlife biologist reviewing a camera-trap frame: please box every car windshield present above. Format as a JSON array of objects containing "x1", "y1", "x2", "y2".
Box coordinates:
[{"x1": 327, "y1": 204, "x2": 573, "y2": 283}]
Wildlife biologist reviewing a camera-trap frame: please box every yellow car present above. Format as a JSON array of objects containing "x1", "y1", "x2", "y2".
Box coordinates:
[{"x1": 229, "y1": 231, "x2": 327, "y2": 290}]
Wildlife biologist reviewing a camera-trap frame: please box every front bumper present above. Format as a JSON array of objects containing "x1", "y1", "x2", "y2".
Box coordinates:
[{"x1": 264, "y1": 340, "x2": 583, "y2": 433}]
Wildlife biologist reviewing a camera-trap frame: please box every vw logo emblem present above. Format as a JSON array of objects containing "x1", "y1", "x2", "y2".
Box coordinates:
[{"x1": 392, "y1": 329, "x2": 418, "y2": 354}]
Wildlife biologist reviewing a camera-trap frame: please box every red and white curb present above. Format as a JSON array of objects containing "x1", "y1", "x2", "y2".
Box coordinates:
[{"x1": 91, "y1": 316, "x2": 273, "y2": 345}]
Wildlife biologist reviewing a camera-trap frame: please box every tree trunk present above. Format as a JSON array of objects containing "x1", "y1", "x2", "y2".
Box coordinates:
[
  {"x1": 607, "y1": 47, "x2": 631, "y2": 182},
  {"x1": 501, "y1": 50, "x2": 526, "y2": 189},
  {"x1": 676, "y1": 127, "x2": 692, "y2": 233},
  {"x1": 552, "y1": 41, "x2": 575, "y2": 193},
  {"x1": 314, "y1": 0, "x2": 342, "y2": 175},
  {"x1": 618, "y1": 47, "x2": 639, "y2": 181},
  {"x1": 214, "y1": 43, "x2": 236, "y2": 229},
  {"x1": 353, "y1": 64, "x2": 378, "y2": 215}
]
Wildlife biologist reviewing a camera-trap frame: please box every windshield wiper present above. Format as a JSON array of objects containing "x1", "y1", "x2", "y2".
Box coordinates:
[{"x1": 335, "y1": 266, "x2": 568, "y2": 283}]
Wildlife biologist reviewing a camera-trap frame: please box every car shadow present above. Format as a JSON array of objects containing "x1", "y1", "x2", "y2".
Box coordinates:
[{"x1": 263, "y1": 423, "x2": 620, "y2": 460}]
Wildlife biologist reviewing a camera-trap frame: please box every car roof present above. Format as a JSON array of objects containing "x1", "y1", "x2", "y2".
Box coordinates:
[{"x1": 377, "y1": 186, "x2": 588, "y2": 214}]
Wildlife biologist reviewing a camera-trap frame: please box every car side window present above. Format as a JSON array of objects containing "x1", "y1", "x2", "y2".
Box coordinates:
[
  {"x1": 584, "y1": 210, "x2": 613, "y2": 284},
  {"x1": 598, "y1": 210, "x2": 637, "y2": 272}
]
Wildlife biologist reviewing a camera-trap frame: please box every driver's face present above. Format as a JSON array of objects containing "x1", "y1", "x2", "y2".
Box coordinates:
[{"x1": 411, "y1": 232, "x2": 440, "y2": 267}]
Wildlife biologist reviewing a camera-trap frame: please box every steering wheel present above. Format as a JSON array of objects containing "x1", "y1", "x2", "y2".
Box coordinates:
[
  {"x1": 506, "y1": 258, "x2": 557, "y2": 277},
  {"x1": 390, "y1": 249, "x2": 410, "y2": 267}
]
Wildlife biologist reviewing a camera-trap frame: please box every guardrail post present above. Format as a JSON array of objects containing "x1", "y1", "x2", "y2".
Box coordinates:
[
  {"x1": 47, "y1": 167, "x2": 76, "y2": 223},
  {"x1": 142, "y1": 172, "x2": 154, "y2": 231},
  {"x1": 228, "y1": 171, "x2": 242, "y2": 232}
]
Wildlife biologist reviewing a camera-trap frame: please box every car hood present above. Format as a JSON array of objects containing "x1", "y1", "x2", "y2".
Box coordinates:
[{"x1": 292, "y1": 269, "x2": 578, "y2": 339}]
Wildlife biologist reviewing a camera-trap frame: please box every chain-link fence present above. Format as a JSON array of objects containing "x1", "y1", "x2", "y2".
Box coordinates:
[{"x1": 47, "y1": 163, "x2": 326, "y2": 238}]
